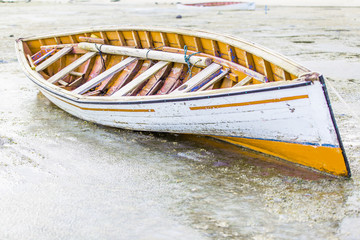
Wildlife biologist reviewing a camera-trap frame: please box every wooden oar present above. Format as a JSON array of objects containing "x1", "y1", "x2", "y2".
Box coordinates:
[{"x1": 78, "y1": 42, "x2": 212, "y2": 68}]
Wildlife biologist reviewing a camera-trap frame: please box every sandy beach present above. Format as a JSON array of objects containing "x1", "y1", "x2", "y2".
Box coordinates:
[{"x1": 1, "y1": 1, "x2": 360, "y2": 239}]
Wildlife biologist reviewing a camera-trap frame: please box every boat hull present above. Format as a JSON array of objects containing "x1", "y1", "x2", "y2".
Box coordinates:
[{"x1": 30, "y1": 74, "x2": 348, "y2": 177}]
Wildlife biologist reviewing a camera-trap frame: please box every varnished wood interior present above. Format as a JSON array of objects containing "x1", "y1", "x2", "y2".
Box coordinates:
[{"x1": 22, "y1": 28, "x2": 302, "y2": 97}]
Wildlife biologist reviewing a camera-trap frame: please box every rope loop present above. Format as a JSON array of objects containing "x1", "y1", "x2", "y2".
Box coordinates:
[
  {"x1": 184, "y1": 45, "x2": 201, "y2": 80},
  {"x1": 94, "y1": 43, "x2": 106, "y2": 71}
]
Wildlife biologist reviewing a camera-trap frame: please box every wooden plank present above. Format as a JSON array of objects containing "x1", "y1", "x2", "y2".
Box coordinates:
[
  {"x1": 33, "y1": 48, "x2": 56, "y2": 65},
  {"x1": 35, "y1": 47, "x2": 73, "y2": 72},
  {"x1": 68, "y1": 77, "x2": 83, "y2": 87},
  {"x1": 111, "y1": 61, "x2": 170, "y2": 97},
  {"x1": 69, "y1": 71, "x2": 84, "y2": 77},
  {"x1": 78, "y1": 42, "x2": 212, "y2": 67},
  {"x1": 79, "y1": 36, "x2": 105, "y2": 44},
  {"x1": 47, "y1": 52, "x2": 97, "y2": 84},
  {"x1": 233, "y1": 76, "x2": 253, "y2": 87},
  {"x1": 72, "y1": 57, "x2": 137, "y2": 94},
  {"x1": 198, "y1": 69, "x2": 229, "y2": 91},
  {"x1": 41, "y1": 44, "x2": 77, "y2": 50},
  {"x1": 170, "y1": 63, "x2": 222, "y2": 95}
]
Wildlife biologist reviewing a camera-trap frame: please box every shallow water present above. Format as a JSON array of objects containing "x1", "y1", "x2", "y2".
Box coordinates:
[{"x1": 1, "y1": 2, "x2": 360, "y2": 239}]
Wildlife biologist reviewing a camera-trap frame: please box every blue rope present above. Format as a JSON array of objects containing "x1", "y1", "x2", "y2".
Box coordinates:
[{"x1": 184, "y1": 45, "x2": 200, "y2": 79}]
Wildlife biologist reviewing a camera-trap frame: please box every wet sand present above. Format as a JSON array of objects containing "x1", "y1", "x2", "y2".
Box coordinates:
[{"x1": 1, "y1": 2, "x2": 360, "y2": 239}]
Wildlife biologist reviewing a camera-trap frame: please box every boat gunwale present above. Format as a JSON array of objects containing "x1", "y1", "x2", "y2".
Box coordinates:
[
  {"x1": 17, "y1": 25, "x2": 310, "y2": 77},
  {"x1": 15, "y1": 36, "x2": 312, "y2": 104}
]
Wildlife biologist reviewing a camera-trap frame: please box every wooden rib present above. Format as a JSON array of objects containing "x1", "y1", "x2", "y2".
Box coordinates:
[
  {"x1": 112, "y1": 61, "x2": 171, "y2": 97},
  {"x1": 99, "y1": 31, "x2": 109, "y2": 44},
  {"x1": 105, "y1": 60, "x2": 141, "y2": 96},
  {"x1": 72, "y1": 57, "x2": 137, "y2": 94},
  {"x1": 211, "y1": 40, "x2": 220, "y2": 57},
  {"x1": 245, "y1": 52, "x2": 256, "y2": 71},
  {"x1": 86, "y1": 55, "x2": 107, "y2": 83},
  {"x1": 264, "y1": 61, "x2": 274, "y2": 82},
  {"x1": 170, "y1": 63, "x2": 222, "y2": 95},
  {"x1": 47, "y1": 52, "x2": 97, "y2": 84},
  {"x1": 160, "y1": 32, "x2": 169, "y2": 46},
  {"x1": 175, "y1": 34, "x2": 184, "y2": 48},
  {"x1": 69, "y1": 35, "x2": 76, "y2": 44},
  {"x1": 198, "y1": 69, "x2": 229, "y2": 91},
  {"x1": 194, "y1": 37, "x2": 203, "y2": 52},
  {"x1": 233, "y1": 76, "x2": 253, "y2": 87},
  {"x1": 93, "y1": 56, "x2": 125, "y2": 93},
  {"x1": 82, "y1": 57, "x2": 96, "y2": 82},
  {"x1": 55, "y1": 37, "x2": 61, "y2": 45},
  {"x1": 137, "y1": 63, "x2": 172, "y2": 96},
  {"x1": 35, "y1": 47, "x2": 73, "y2": 72},
  {"x1": 127, "y1": 60, "x2": 153, "y2": 95},
  {"x1": 144, "y1": 31, "x2": 153, "y2": 48},
  {"x1": 39, "y1": 39, "x2": 44, "y2": 46},
  {"x1": 156, "y1": 63, "x2": 185, "y2": 95},
  {"x1": 21, "y1": 41, "x2": 32, "y2": 56},
  {"x1": 116, "y1": 31, "x2": 126, "y2": 46},
  {"x1": 132, "y1": 31, "x2": 141, "y2": 48},
  {"x1": 228, "y1": 45, "x2": 237, "y2": 63}
]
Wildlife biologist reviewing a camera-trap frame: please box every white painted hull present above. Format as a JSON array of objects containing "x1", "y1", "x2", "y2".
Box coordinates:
[{"x1": 37, "y1": 80, "x2": 331, "y2": 147}]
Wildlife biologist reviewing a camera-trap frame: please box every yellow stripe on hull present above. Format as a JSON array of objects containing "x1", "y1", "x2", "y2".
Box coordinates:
[{"x1": 213, "y1": 136, "x2": 349, "y2": 177}]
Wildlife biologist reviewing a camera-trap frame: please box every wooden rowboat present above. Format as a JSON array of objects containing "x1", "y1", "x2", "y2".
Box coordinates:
[
  {"x1": 176, "y1": 2, "x2": 256, "y2": 11},
  {"x1": 15, "y1": 26, "x2": 350, "y2": 177}
]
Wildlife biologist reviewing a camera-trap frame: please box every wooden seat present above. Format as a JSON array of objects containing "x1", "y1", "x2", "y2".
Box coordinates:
[
  {"x1": 111, "y1": 61, "x2": 171, "y2": 97},
  {"x1": 72, "y1": 57, "x2": 137, "y2": 95},
  {"x1": 170, "y1": 63, "x2": 222, "y2": 95},
  {"x1": 198, "y1": 69, "x2": 229, "y2": 91},
  {"x1": 35, "y1": 47, "x2": 73, "y2": 72},
  {"x1": 47, "y1": 52, "x2": 97, "y2": 84}
]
